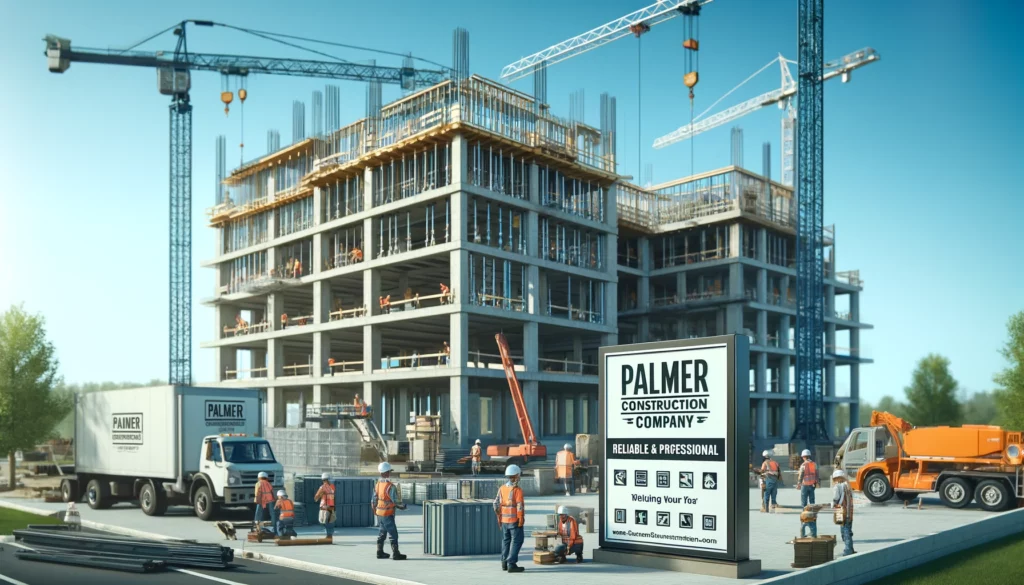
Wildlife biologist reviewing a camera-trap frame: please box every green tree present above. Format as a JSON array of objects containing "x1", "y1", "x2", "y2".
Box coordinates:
[
  {"x1": 0, "y1": 305, "x2": 72, "y2": 490},
  {"x1": 961, "y1": 391, "x2": 1000, "y2": 425},
  {"x1": 995, "y1": 311, "x2": 1024, "y2": 430},
  {"x1": 875, "y1": 395, "x2": 907, "y2": 419},
  {"x1": 903, "y1": 354, "x2": 962, "y2": 426}
]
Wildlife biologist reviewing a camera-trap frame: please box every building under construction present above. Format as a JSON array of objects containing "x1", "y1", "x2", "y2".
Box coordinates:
[{"x1": 202, "y1": 74, "x2": 869, "y2": 456}]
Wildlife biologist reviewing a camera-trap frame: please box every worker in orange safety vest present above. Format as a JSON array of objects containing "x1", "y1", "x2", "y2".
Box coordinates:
[
  {"x1": 493, "y1": 464, "x2": 526, "y2": 573},
  {"x1": 274, "y1": 490, "x2": 296, "y2": 537},
  {"x1": 555, "y1": 443, "x2": 579, "y2": 496},
  {"x1": 254, "y1": 471, "x2": 275, "y2": 525},
  {"x1": 470, "y1": 439, "x2": 483, "y2": 476},
  {"x1": 314, "y1": 472, "x2": 336, "y2": 538},
  {"x1": 797, "y1": 449, "x2": 820, "y2": 506},
  {"x1": 553, "y1": 505, "x2": 584, "y2": 564},
  {"x1": 372, "y1": 462, "x2": 408, "y2": 560},
  {"x1": 760, "y1": 450, "x2": 780, "y2": 512}
]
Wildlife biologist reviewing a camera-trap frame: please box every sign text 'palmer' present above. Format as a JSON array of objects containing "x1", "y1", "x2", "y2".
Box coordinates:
[{"x1": 621, "y1": 359, "x2": 710, "y2": 395}]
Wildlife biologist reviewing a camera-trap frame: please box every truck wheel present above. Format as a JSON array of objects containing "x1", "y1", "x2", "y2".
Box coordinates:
[
  {"x1": 193, "y1": 485, "x2": 218, "y2": 521},
  {"x1": 86, "y1": 479, "x2": 113, "y2": 510},
  {"x1": 61, "y1": 479, "x2": 80, "y2": 503},
  {"x1": 938, "y1": 477, "x2": 974, "y2": 509},
  {"x1": 975, "y1": 480, "x2": 1011, "y2": 512},
  {"x1": 140, "y1": 482, "x2": 168, "y2": 517},
  {"x1": 863, "y1": 473, "x2": 893, "y2": 502}
]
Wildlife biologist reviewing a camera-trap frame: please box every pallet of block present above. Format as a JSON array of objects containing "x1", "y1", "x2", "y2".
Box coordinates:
[
  {"x1": 532, "y1": 530, "x2": 558, "y2": 565},
  {"x1": 790, "y1": 535, "x2": 836, "y2": 568}
]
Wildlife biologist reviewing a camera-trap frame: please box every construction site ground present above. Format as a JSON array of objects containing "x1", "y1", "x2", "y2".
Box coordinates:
[{"x1": 0, "y1": 483, "x2": 999, "y2": 585}]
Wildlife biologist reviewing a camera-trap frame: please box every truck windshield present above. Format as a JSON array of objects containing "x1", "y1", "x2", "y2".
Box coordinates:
[{"x1": 221, "y1": 441, "x2": 276, "y2": 464}]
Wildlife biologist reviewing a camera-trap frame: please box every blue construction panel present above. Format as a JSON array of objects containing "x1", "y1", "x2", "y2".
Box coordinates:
[
  {"x1": 334, "y1": 478, "x2": 374, "y2": 505},
  {"x1": 423, "y1": 499, "x2": 502, "y2": 556},
  {"x1": 334, "y1": 502, "x2": 375, "y2": 528}
]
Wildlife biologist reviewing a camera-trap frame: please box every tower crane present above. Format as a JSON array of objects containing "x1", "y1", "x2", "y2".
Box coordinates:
[
  {"x1": 653, "y1": 48, "x2": 879, "y2": 186},
  {"x1": 44, "y1": 20, "x2": 449, "y2": 385}
]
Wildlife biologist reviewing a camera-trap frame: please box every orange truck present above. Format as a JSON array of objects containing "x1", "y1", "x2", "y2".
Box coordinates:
[{"x1": 835, "y1": 411, "x2": 1024, "y2": 511}]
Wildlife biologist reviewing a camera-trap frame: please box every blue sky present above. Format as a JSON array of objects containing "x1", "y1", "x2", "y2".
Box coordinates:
[{"x1": 1, "y1": 0, "x2": 1021, "y2": 404}]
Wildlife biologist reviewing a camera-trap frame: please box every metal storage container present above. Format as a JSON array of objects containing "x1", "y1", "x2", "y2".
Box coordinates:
[{"x1": 423, "y1": 499, "x2": 503, "y2": 556}]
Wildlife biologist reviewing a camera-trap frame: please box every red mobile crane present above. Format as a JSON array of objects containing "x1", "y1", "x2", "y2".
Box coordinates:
[{"x1": 486, "y1": 333, "x2": 547, "y2": 467}]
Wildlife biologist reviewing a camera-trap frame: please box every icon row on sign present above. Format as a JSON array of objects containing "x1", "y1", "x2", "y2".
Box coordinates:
[
  {"x1": 614, "y1": 509, "x2": 716, "y2": 531},
  {"x1": 614, "y1": 469, "x2": 718, "y2": 490}
]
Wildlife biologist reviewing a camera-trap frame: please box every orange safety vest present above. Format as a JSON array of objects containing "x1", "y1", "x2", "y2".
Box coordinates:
[
  {"x1": 277, "y1": 499, "x2": 294, "y2": 520},
  {"x1": 319, "y1": 483, "x2": 335, "y2": 509},
  {"x1": 375, "y1": 481, "x2": 396, "y2": 517},
  {"x1": 555, "y1": 450, "x2": 576, "y2": 480},
  {"x1": 257, "y1": 479, "x2": 275, "y2": 506},
  {"x1": 762, "y1": 459, "x2": 780, "y2": 477},
  {"x1": 470, "y1": 445, "x2": 482, "y2": 462},
  {"x1": 558, "y1": 515, "x2": 583, "y2": 547},
  {"x1": 498, "y1": 484, "x2": 524, "y2": 525},
  {"x1": 801, "y1": 461, "x2": 818, "y2": 486}
]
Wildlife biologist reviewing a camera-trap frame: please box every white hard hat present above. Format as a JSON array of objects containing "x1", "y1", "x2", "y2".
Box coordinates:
[
  {"x1": 505, "y1": 464, "x2": 522, "y2": 477},
  {"x1": 475, "y1": 439, "x2": 481, "y2": 444},
  {"x1": 276, "y1": 490, "x2": 286, "y2": 497},
  {"x1": 801, "y1": 449, "x2": 812, "y2": 458},
  {"x1": 564, "y1": 444, "x2": 572, "y2": 451},
  {"x1": 258, "y1": 471, "x2": 268, "y2": 479},
  {"x1": 832, "y1": 469, "x2": 846, "y2": 479},
  {"x1": 321, "y1": 472, "x2": 331, "y2": 481},
  {"x1": 557, "y1": 506, "x2": 569, "y2": 515},
  {"x1": 378, "y1": 462, "x2": 392, "y2": 474},
  {"x1": 762, "y1": 450, "x2": 772, "y2": 457}
]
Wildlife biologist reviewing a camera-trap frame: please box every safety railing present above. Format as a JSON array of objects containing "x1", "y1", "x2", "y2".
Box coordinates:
[
  {"x1": 467, "y1": 350, "x2": 523, "y2": 370},
  {"x1": 224, "y1": 366, "x2": 268, "y2": 380},
  {"x1": 221, "y1": 321, "x2": 270, "y2": 338},
  {"x1": 538, "y1": 358, "x2": 598, "y2": 376},
  {"x1": 282, "y1": 363, "x2": 313, "y2": 377},
  {"x1": 329, "y1": 306, "x2": 368, "y2": 321},
  {"x1": 836, "y1": 270, "x2": 863, "y2": 287},
  {"x1": 378, "y1": 352, "x2": 450, "y2": 370},
  {"x1": 327, "y1": 359, "x2": 364, "y2": 374},
  {"x1": 547, "y1": 304, "x2": 602, "y2": 324}
]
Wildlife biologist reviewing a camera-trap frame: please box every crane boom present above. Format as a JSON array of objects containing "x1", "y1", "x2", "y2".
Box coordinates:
[
  {"x1": 500, "y1": 0, "x2": 709, "y2": 82},
  {"x1": 495, "y1": 334, "x2": 538, "y2": 446},
  {"x1": 653, "y1": 48, "x2": 878, "y2": 149},
  {"x1": 45, "y1": 36, "x2": 447, "y2": 87}
]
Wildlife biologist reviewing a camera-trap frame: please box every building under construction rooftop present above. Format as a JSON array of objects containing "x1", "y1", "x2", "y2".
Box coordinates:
[{"x1": 202, "y1": 73, "x2": 869, "y2": 455}]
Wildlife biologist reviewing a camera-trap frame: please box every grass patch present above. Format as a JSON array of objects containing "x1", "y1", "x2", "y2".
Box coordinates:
[
  {"x1": 0, "y1": 507, "x2": 61, "y2": 534},
  {"x1": 867, "y1": 533, "x2": 1024, "y2": 585}
]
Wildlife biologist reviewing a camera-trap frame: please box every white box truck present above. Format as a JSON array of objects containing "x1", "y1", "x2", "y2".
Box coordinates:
[{"x1": 61, "y1": 385, "x2": 284, "y2": 521}]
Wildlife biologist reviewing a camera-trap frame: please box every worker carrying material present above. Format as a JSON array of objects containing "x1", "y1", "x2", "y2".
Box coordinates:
[
  {"x1": 797, "y1": 449, "x2": 819, "y2": 506},
  {"x1": 372, "y1": 462, "x2": 408, "y2": 561},
  {"x1": 799, "y1": 505, "x2": 824, "y2": 538},
  {"x1": 314, "y1": 473, "x2": 335, "y2": 538},
  {"x1": 274, "y1": 490, "x2": 297, "y2": 538},
  {"x1": 471, "y1": 439, "x2": 483, "y2": 476},
  {"x1": 555, "y1": 443, "x2": 579, "y2": 496},
  {"x1": 760, "y1": 450, "x2": 780, "y2": 512},
  {"x1": 494, "y1": 464, "x2": 526, "y2": 573},
  {"x1": 832, "y1": 469, "x2": 855, "y2": 556},
  {"x1": 553, "y1": 505, "x2": 584, "y2": 564},
  {"x1": 254, "y1": 471, "x2": 275, "y2": 525}
]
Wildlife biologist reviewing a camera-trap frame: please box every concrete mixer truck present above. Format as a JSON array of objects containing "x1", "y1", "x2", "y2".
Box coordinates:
[{"x1": 835, "y1": 411, "x2": 1023, "y2": 511}]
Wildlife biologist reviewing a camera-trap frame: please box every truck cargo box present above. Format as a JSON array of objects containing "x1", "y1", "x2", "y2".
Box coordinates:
[
  {"x1": 75, "y1": 385, "x2": 263, "y2": 480},
  {"x1": 903, "y1": 425, "x2": 1008, "y2": 459}
]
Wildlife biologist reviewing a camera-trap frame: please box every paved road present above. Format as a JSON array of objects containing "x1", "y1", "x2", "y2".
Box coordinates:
[{"x1": 0, "y1": 540, "x2": 366, "y2": 585}]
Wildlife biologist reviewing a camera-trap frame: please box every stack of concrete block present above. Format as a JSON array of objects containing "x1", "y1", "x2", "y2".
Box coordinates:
[{"x1": 423, "y1": 500, "x2": 503, "y2": 556}]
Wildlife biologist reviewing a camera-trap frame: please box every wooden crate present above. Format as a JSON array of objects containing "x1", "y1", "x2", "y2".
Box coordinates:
[
  {"x1": 533, "y1": 551, "x2": 557, "y2": 564},
  {"x1": 791, "y1": 535, "x2": 836, "y2": 568}
]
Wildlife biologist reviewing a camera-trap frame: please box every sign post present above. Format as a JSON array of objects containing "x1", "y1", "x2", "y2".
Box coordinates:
[{"x1": 595, "y1": 335, "x2": 760, "y2": 578}]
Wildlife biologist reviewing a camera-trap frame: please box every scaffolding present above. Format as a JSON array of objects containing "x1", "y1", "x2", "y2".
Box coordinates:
[
  {"x1": 539, "y1": 218, "x2": 604, "y2": 270},
  {"x1": 469, "y1": 197, "x2": 527, "y2": 255},
  {"x1": 546, "y1": 274, "x2": 604, "y2": 324},
  {"x1": 372, "y1": 143, "x2": 452, "y2": 206},
  {"x1": 325, "y1": 225, "x2": 365, "y2": 270},
  {"x1": 222, "y1": 211, "x2": 270, "y2": 254},
  {"x1": 539, "y1": 166, "x2": 605, "y2": 222},
  {"x1": 467, "y1": 141, "x2": 530, "y2": 199},
  {"x1": 376, "y1": 199, "x2": 450, "y2": 259},
  {"x1": 278, "y1": 196, "x2": 315, "y2": 237},
  {"x1": 469, "y1": 253, "x2": 525, "y2": 311}
]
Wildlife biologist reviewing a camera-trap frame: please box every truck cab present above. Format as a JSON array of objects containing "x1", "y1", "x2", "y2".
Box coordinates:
[{"x1": 198, "y1": 434, "x2": 283, "y2": 511}]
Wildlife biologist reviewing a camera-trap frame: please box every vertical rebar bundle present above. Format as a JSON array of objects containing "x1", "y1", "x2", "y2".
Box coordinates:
[
  {"x1": 312, "y1": 90, "x2": 324, "y2": 137},
  {"x1": 569, "y1": 89, "x2": 585, "y2": 125},
  {"x1": 267, "y1": 129, "x2": 280, "y2": 153},
  {"x1": 533, "y1": 61, "x2": 547, "y2": 113},
  {"x1": 731, "y1": 126, "x2": 744, "y2": 168},
  {"x1": 452, "y1": 28, "x2": 470, "y2": 82},
  {"x1": 215, "y1": 135, "x2": 226, "y2": 204},
  {"x1": 600, "y1": 92, "x2": 616, "y2": 162},
  {"x1": 325, "y1": 85, "x2": 341, "y2": 133},
  {"x1": 292, "y1": 100, "x2": 306, "y2": 143}
]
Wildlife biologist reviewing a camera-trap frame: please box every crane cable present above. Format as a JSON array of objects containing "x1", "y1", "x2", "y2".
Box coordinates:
[{"x1": 638, "y1": 35, "x2": 642, "y2": 186}]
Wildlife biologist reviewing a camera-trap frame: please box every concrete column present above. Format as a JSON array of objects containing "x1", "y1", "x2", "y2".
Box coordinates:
[
  {"x1": 850, "y1": 291, "x2": 861, "y2": 322},
  {"x1": 449, "y1": 312, "x2": 469, "y2": 368},
  {"x1": 826, "y1": 359, "x2": 836, "y2": 398},
  {"x1": 781, "y1": 314, "x2": 792, "y2": 351},
  {"x1": 266, "y1": 387, "x2": 285, "y2": 428},
  {"x1": 756, "y1": 398, "x2": 768, "y2": 441},
  {"x1": 725, "y1": 304, "x2": 743, "y2": 335},
  {"x1": 601, "y1": 332, "x2": 619, "y2": 347},
  {"x1": 572, "y1": 336, "x2": 583, "y2": 363},
  {"x1": 452, "y1": 135, "x2": 468, "y2": 185},
  {"x1": 363, "y1": 381, "x2": 382, "y2": 430},
  {"x1": 825, "y1": 284, "x2": 836, "y2": 317},
  {"x1": 604, "y1": 280, "x2": 617, "y2": 328},
  {"x1": 781, "y1": 400, "x2": 792, "y2": 438},
  {"x1": 313, "y1": 186, "x2": 323, "y2": 226},
  {"x1": 825, "y1": 403, "x2": 836, "y2": 439},
  {"x1": 522, "y1": 380, "x2": 540, "y2": 442},
  {"x1": 757, "y1": 310, "x2": 768, "y2": 346},
  {"x1": 215, "y1": 304, "x2": 234, "y2": 340},
  {"x1": 363, "y1": 167, "x2": 375, "y2": 211},
  {"x1": 730, "y1": 224, "x2": 741, "y2": 258},
  {"x1": 729, "y1": 263, "x2": 743, "y2": 297},
  {"x1": 312, "y1": 332, "x2": 329, "y2": 377},
  {"x1": 850, "y1": 364, "x2": 861, "y2": 429},
  {"x1": 639, "y1": 317, "x2": 650, "y2": 342},
  {"x1": 451, "y1": 249, "x2": 469, "y2": 307},
  {"x1": 638, "y1": 237, "x2": 650, "y2": 272},
  {"x1": 364, "y1": 267, "x2": 380, "y2": 317},
  {"x1": 523, "y1": 322, "x2": 539, "y2": 372},
  {"x1": 780, "y1": 356, "x2": 791, "y2": 394},
  {"x1": 363, "y1": 325, "x2": 380, "y2": 374},
  {"x1": 216, "y1": 348, "x2": 236, "y2": 382},
  {"x1": 448, "y1": 376, "x2": 469, "y2": 448},
  {"x1": 313, "y1": 232, "x2": 326, "y2": 273},
  {"x1": 526, "y1": 211, "x2": 540, "y2": 257},
  {"x1": 756, "y1": 352, "x2": 768, "y2": 394},
  {"x1": 757, "y1": 268, "x2": 767, "y2": 303},
  {"x1": 526, "y1": 265, "x2": 541, "y2": 314},
  {"x1": 676, "y1": 272, "x2": 687, "y2": 299},
  {"x1": 396, "y1": 389, "x2": 411, "y2": 440},
  {"x1": 313, "y1": 384, "x2": 328, "y2": 405},
  {"x1": 450, "y1": 191, "x2": 466, "y2": 243},
  {"x1": 638, "y1": 275, "x2": 650, "y2": 311},
  {"x1": 268, "y1": 294, "x2": 283, "y2": 332},
  {"x1": 529, "y1": 163, "x2": 540, "y2": 205},
  {"x1": 313, "y1": 280, "x2": 332, "y2": 324},
  {"x1": 268, "y1": 339, "x2": 284, "y2": 379}
]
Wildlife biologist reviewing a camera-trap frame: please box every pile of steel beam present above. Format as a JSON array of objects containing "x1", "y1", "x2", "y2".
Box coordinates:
[{"x1": 13, "y1": 526, "x2": 235, "y2": 573}]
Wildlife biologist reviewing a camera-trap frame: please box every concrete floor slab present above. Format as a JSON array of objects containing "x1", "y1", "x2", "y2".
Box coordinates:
[{"x1": 0, "y1": 486, "x2": 994, "y2": 585}]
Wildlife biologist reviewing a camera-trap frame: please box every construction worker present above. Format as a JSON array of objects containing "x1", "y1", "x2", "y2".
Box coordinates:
[
  {"x1": 372, "y1": 462, "x2": 408, "y2": 560},
  {"x1": 760, "y1": 450, "x2": 780, "y2": 512},
  {"x1": 832, "y1": 469, "x2": 856, "y2": 556},
  {"x1": 800, "y1": 505, "x2": 821, "y2": 538},
  {"x1": 254, "y1": 471, "x2": 275, "y2": 525},
  {"x1": 274, "y1": 490, "x2": 296, "y2": 537},
  {"x1": 555, "y1": 443, "x2": 578, "y2": 496},
  {"x1": 797, "y1": 449, "x2": 819, "y2": 506},
  {"x1": 314, "y1": 472, "x2": 336, "y2": 538},
  {"x1": 553, "y1": 506, "x2": 584, "y2": 564},
  {"x1": 494, "y1": 464, "x2": 526, "y2": 573},
  {"x1": 470, "y1": 439, "x2": 483, "y2": 476},
  {"x1": 439, "y1": 282, "x2": 451, "y2": 304},
  {"x1": 354, "y1": 394, "x2": 368, "y2": 417}
]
